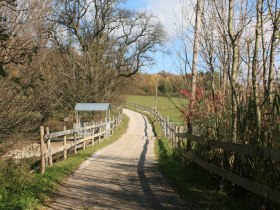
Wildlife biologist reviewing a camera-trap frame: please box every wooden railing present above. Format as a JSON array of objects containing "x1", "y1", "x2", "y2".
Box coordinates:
[
  {"x1": 127, "y1": 101, "x2": 280, "y2": 204},
  {"x1": 39, "y1": 113, "x2": 122, "y2": 174}
]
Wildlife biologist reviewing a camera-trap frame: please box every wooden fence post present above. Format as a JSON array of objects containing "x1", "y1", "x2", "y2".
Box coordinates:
[
  {"x1": 170, "y1": 123, "x2": 174, "y2": 145},
  {"x1": 40, "y1": 126, "x2": 45, "y2": 174},
  {"x1": 117, "y1": 115, "x2": 119, "y2": 126},
  {"x1": 91, "y1": 126, "x2": 95, "y2": 146},
  {"x1": 111, "y1": 116, "x2": 114, "y2": 135},
  {"x1": 162, "y1": 116, "x2": 166, "y2": 136},
  {"x1": 175, "y1": 125, "x2": 179, "y2": 148},
  {"x1": 155, "y1": 109, "x2": 157, "y2": 120},
  {"x1": 108, "y1": 117, "x2": 111, "y2": 136},
  {"x1": 98, "y1": 128, "x2": 101, "y2": 143},
  {"x1": 114, "y1": 116, "x2": 116, "y2": 133},
  {"x1": 166, "y1": 117, "x2": 168, "y2": 134},
  {"x1": 74, "y1": 123, "x2": 79, "y2": 154},
  {"x1": 166, "y1": 117, "x2": 169, "y2": 136},
  {"x1": 166, "y1": 116, "x2": 170, "y2": 137},
  {"x1": 63, "y1": 126, "x2": 67, "y2": 160},
  {"x1": 74, "y1": 132, "x2": 77, "y2": 154},
  {"x1": 98, "y1": 121, "x2": 101, "y2": 143},
  {"x1": 46, "y1": 127, "x2": 52, "y2": 167},
  {"x1": 179, "y1": 126, "x2": 183, "y2": 147},
  {"x1": 170, "y1": 124, "x2": 173, "y2": 145},
  {"x1": 83, "y1": 130, "x2": 86, "y2": 150},
  {"x1": 104, "y1": 119, "x2": 107, "y2": 140}
]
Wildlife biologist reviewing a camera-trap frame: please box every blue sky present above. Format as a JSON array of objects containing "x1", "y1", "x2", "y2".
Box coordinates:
[
  {"x1": 125, "y1": 0, "x2": 189, "y2": 74},
  {"x1": 124, "y1": 1, "x2": 280, "y2": 76}
]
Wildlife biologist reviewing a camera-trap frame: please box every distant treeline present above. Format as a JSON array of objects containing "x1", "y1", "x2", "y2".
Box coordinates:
[{"x1": 127, "y1": 70, "x2": 220, "y2": 98}]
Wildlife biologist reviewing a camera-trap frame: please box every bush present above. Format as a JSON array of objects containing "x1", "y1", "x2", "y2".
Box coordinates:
[{"x1": 0, "y1": 158, "x2": 33, "y2": 210}]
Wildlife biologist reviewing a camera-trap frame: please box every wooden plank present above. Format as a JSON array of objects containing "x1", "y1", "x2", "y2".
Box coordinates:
[
  {"x1": 45, "y1": 146, "x2": 64, "y2": 157},
  {"x1": 44, "y1": 122, "x2": 106, "y2": 140},
  {"x1": 63, "y1": 126, "x2": 67, "y2": 160},
  {"x1": 189, "y1": 153, "x2": 280, "y2": 204},
  {"x1": 79, "y1": 134, "x2": 100, "y2": 142},
  {"x1": 46, "y1": 127, "x2": 52, "y2": 167},
  {"x1": 178, "y1": 132, "x2": 280, "y2": 161},
  {"x1": 44, "y1": 129, "x2": 74, "y2": 140},
  {"x1": 46, "y1": 139, "x2": 88, "y2": 159},
  {"x1": 91, "y1": 127, "x2": 95, "y2": 146},
  {"x1": 47, "y1": 136, "x2": 97, "y2": 158},
  {"x1": 41, "y1": 112, "x2": 122, "y2": 165},
  {"x1": 98, "y1": 122, "x2": 107, "y2": 127},
  {"x1": 79, "y1": 124, "x2": 96, "y2": 131},
  {"x1": 127, "y1": 102, "x2": 280, "y2": 203},
  {"x1": 40, "y1": 126, "x2": 45, "y2": 174},
  {"x1": 176, "y1": 132, "x2": 205, "y2": 143},
  {"x1": 74, "y1": 132, "x2": 77, "y2": 154}
]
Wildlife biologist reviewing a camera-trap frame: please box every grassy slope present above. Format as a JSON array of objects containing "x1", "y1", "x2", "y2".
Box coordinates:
[
  {"x1": 127, "y1": 95, "x2": 187, "y2": 123},
  {"x1": 154, "y1": 126, "x2": 245, "y2": 210},
  {"x1": 0, "y1": 114, "x2": 129, "y2": 210}
]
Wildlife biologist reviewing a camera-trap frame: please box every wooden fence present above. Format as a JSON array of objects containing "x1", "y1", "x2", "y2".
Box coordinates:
[
  {"x1": 127, "y1": 101, "x2": 280, "y2": 204},
  {"x1": 40, "y1": 113, "x2": 122, "y2": 174}
]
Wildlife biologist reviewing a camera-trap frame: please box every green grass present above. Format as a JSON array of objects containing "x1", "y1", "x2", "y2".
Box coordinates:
[
  {"x1": 0, "y1": 114, "x2": 129, "y2": 210},
  {"x1": 127, "y1": 95, "x2": 187, "y2": 123},
  {"x1": 128, "y1": 107, "x2": 249, "y2": 210}
]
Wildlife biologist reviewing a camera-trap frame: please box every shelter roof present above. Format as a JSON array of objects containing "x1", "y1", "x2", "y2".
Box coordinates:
[{"x1": 75, "y1": 103, "x2": 111, "y2": 112}]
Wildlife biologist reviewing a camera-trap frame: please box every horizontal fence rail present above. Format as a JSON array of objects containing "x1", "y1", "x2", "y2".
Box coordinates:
[
  {"x1": 177, "y1": 132, "x2": 280, "y2": 161},
  {"x1": 126, "y1": 101, "x2": 280, "y2": 204},
  {"x1": 40, "y1": 112, "x2": 123, "y2": 174}
]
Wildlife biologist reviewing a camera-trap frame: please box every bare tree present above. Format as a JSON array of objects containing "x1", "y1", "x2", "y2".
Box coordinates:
[
  {"x1": 266, "y1": 0, "x2": 280, "y2": 103},
  {"x1": 0, "y1": 0, "x2": 51, "y2": 135},
  {"x1": 186, "y1": 0, "x2": 202, "y2": 134},
  {"x1": 251, "y1": 0, "x2": 262, "y2": 144},
  {"x1": 0, "y1": 0, "x2": 50, "y2": 76},
  {"x1": 50, "y1": 0, "x2": 166, "y2": 77}
]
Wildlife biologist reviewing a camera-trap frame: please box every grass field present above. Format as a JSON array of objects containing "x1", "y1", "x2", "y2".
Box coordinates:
[{"x1": 127, "y1": 95, "x2": 188, "y2": 123}]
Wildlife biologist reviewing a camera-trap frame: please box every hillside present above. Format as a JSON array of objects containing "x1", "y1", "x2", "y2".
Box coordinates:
[
  {"x1": 127, "y1": 95, "x2": 187, "y2": 123},
  {"x1": 126, "y1": 71, "x2": 187, "y2": 97}
]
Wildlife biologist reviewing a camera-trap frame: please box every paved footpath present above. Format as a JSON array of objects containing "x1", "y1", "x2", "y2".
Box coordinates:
[{"x1": 47, "y1": 109, "x2": 188, "y2": 210}]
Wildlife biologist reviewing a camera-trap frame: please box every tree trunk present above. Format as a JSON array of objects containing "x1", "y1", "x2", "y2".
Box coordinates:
[
  {"x1": 246, "y1": 38, "x2": 251, "y2": 99},
  {"x1": 228, "y1": 0, "x2": 239, "y2": 143},
  {"x1": 251, "y1": 0, "x2": 262, "y2": 145},
  {"x1": 188, "y1": 0, "x2": 202, "y2": 134},
  {"x1": 266, "y1": 0, "x2": 280, "y2": 103}
]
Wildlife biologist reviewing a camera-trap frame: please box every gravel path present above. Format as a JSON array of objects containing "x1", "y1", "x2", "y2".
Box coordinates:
[{"x1": 47, "y1": 109, "x2": 187, "y2": 210}]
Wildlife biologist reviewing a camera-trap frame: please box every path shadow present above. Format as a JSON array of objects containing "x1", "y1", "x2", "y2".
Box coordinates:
[
  {"x1": 47, "y1": 112, "x2": 186, "y2": 210},
  {"x1": 138, "y1": 138, "x2": 164, "y2": 209},
  {"x1": 142, "y1": 114, "x2": 157, "y2": 137},
  {"x1": 142, "y1": 115, "x2": 148, "y2": 137}
]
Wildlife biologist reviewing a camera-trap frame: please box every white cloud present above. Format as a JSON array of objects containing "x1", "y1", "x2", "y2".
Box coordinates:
[
  {"x1": 143, "y1": 0, "x2": 195, "y2": 39},
  {"x1": 125, "y1": 0, "x2": 196, "y2": 73}
]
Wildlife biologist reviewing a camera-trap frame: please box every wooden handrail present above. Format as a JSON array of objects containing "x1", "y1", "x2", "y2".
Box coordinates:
[
  {"x1": 177, "y1": 132, "x2": 280, "y2": 162},
  {"x1": 127, "y1": 101, "x2": 280, "y2": 204},
  {"x1": 40, "y1": 113, "x2": 123, "y2": 173},
  {"x1": 189, "y1": 153, "x2": 280, "y2": 204}
]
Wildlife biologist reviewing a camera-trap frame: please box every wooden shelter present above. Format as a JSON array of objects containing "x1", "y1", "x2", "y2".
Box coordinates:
[{"x1": 75, "y1": 103, "x2": 111, "y2": 126}]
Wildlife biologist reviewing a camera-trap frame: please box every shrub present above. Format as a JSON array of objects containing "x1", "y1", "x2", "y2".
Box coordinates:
[{"x1": 0, "y1": 158, "x2": 33, "y2": 210}]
